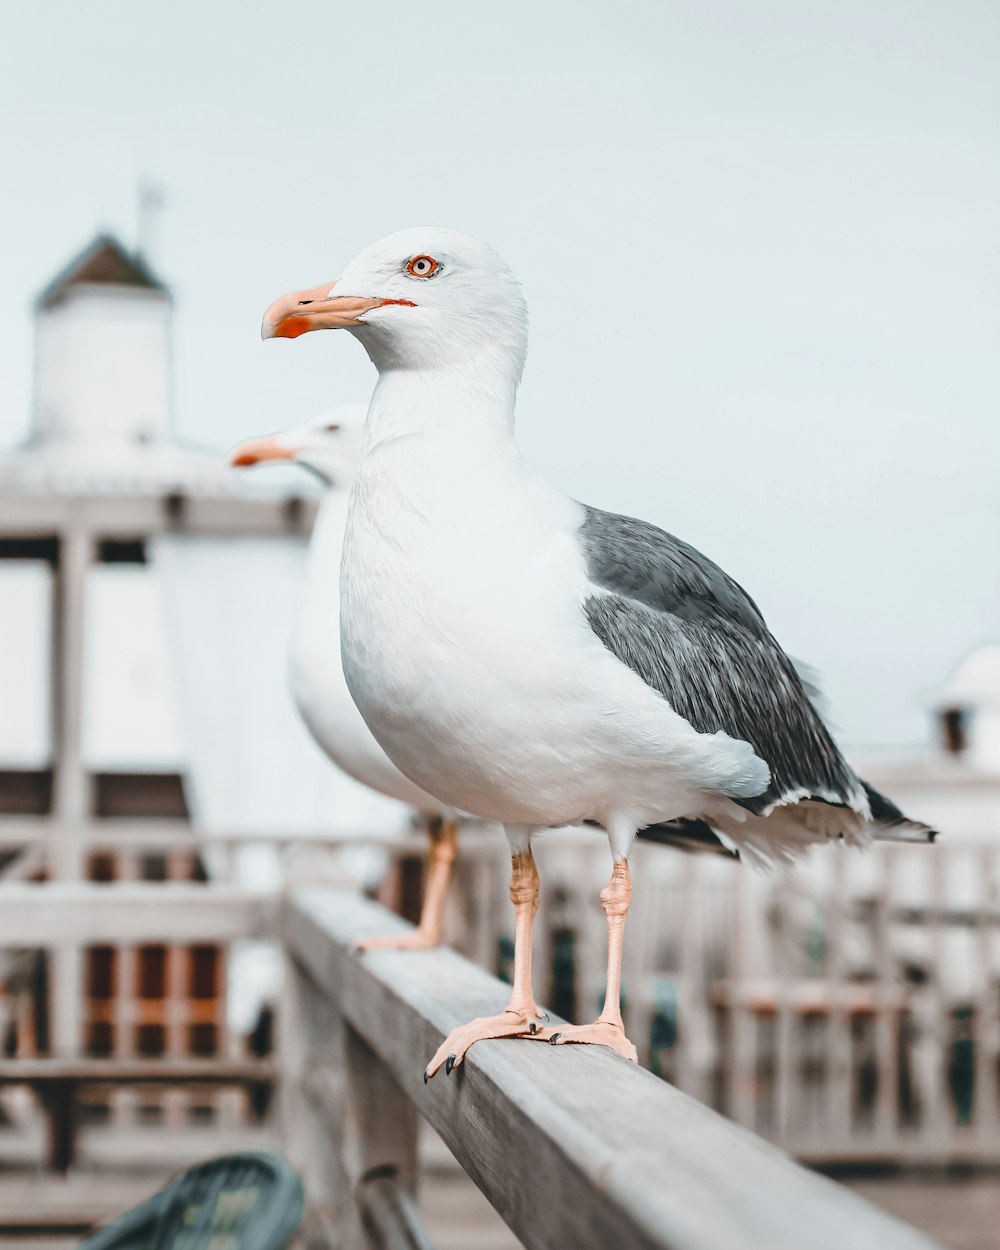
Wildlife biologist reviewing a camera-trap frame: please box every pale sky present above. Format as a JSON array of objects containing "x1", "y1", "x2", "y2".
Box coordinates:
[{"x1": 1, "y1": 0, "x2": 998, "y2": 748}]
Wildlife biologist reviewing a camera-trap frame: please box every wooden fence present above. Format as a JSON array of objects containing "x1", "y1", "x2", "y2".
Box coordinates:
[
  {"x1": 453, "y1": 832, "x2": 1000, "y2": 1166},
  {"x1": 0, "y1": 883, "x2": 277, "y2": 1174},
  {"x1": 3, "y1": 829, "x2": 995, "y2": 1169},
  {"x1": 282, "y1": 885, "x2": 943, "y2": 1250},
  {"x1": 0, "y1": 877, "x2": 958, "y2": 1245}
]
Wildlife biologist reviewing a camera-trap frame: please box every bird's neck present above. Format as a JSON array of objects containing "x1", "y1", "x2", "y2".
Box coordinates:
[{"x1": 363, "y1": 345, "x2": 520, "y2": 452}]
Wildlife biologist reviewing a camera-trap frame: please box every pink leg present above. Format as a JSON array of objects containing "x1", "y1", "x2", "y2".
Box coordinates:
[
  {"x1": 538, "y1": 859, "x2": 638, "y2": 1062},
  {"x1": 354, "y1": 819, "x2": 458, "y2": 952},
  {"x1": 424, "y1": 848, "x2": 545, "y2": 1080}
]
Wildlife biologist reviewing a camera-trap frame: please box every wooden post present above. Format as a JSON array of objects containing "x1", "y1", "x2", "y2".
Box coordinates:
[
  {"x1": 974, "y1": 846, "x2": 1000, "y2": 1142},
  {"x1": 727, "y1": 866, "x2": 756, "y2": 1129},
  {"x1": 279, "y1": 953, "x2": 350, "y2": 1249},
  {"x1": 50, "y1": 529, "x2": 92, "y2": 1059},
  {"x1": 825, "y1": 849, "x2": 852, "y2": 1149},
  {"x1": 342, "y1": 1028, "x2": 422, "y2": 1250},
  {"x1": 872, "y1": 847, "x2": 899, "y2": 1149},
  {"x1": 357, "y1": 1170, "x2": 434, "y2": 1250},
  {"x1": 43, "y1": 1078, "x2": 78, "y2": 1173},
  {"x1": 772, "y1": 870, "x2": 796, "y2": 1146}
]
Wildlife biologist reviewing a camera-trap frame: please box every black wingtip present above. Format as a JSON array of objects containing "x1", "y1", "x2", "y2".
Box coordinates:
[
  {"x1": 634, "y1": 818, "x2": 738, "y2": 858},
  {"x1": 862, "y1": 780, "x2": 940, "y2": 844}
]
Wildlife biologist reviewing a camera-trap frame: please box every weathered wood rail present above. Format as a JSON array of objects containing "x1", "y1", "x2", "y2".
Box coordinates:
[
  {"x1": 0, "y1": 881, "x2": 277, "y2": 943},
  {"x1": 283, "y1": 887, "x2": 945, "y2": 1250}
]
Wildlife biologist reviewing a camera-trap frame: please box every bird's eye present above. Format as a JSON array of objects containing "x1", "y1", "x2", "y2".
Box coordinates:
[{"x1": 406, "y1": 255, "x2": 439, "y2": 278}]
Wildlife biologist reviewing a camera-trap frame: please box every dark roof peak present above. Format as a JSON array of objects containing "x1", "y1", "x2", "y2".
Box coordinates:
[{"x1": 36, "y1": 233, "x2": 169, "y2": 310}]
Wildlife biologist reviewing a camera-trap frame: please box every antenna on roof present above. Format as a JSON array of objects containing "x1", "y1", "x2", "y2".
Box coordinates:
[{"x1": 136, "y1": 177, "x2": 167, "y2": 267}]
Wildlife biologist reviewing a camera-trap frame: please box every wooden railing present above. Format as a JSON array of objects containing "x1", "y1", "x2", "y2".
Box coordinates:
[
  {"x1": 450, "y1": 835, "x2": 1000, "y2": 1165},
  {"x1": 0, "y1": 883, "x2": 277, "y2": 1178},
  {"x1": 281, "y1": 886, "x2": 943, "y2": 1250}
]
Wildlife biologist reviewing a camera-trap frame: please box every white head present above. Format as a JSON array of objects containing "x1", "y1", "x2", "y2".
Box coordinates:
[
  {"x1": 228, "y1": 405, "x2": 367, "y2": 487},
  {"x1": 261, "y1": 227, "x2": 528, "y2": 380}
]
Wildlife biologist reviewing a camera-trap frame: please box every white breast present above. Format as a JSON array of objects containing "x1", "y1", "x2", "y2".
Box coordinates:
[{"x1": 340, "y1": 424, "x2": 749, "y2": 831}]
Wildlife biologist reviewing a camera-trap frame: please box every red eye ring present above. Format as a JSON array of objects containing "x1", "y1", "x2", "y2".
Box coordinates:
[{"x1": 407, "y1": 255, "x2": 439, "y2": 278}]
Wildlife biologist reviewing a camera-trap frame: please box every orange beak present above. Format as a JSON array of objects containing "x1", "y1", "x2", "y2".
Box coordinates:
[
  {"x1": 261, "y1": 279, "x2": 416, "y2": 340},
  {"x1": 228, "y1": 434, "x2": 295, "y2": 468}
]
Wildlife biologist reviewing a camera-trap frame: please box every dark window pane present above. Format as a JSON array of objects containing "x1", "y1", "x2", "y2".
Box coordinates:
[
  {"x1": 86, "y1": 947, "x2": 116, "y2": 999},
  {"x1": 189, "y1": 947, "x2": 218, "y2": 999},
  {"x1": 88, "y1": 853, "x2": 116, "y2": 882},
  {"x1": 0, "y1": 770, "x2": 54, "y2": 816},
  {"x1": 137, "y1": 946, "x2": 167, "y2": 999},
  {"x1": 97, "y1": 539, "x2": 147, "y2": 564},
  {"x1": 93, "y1": 773, "x2": 189, "y2": 818},
  {"x1": 189, "y1": 1023, "x2": 217, "y2": 1057},
  {"x1": 136, "y1": 1024, "x2": 165, "y2": 1057},
  {"x1": 140, "y1": 854, "x2": 167, "y2": 882},
  {"x1": 85, "y1": 1021, "x2": 114, "y2": 1057}
]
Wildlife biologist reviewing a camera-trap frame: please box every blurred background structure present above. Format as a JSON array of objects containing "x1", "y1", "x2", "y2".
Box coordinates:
[{"x1": 1, "y1": 3, "x2": 999, "y2": 1248}]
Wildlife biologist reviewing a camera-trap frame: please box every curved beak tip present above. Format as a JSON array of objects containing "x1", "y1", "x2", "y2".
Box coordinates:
[{"x1": 229, "y1": 436, "x2": 294, "y2": 468}]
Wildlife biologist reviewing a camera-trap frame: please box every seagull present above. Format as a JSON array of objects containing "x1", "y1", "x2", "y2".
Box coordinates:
[
  {"x1": 228, "y1": 409, "x2": 737, "y2": 948},
  {"x1": 261, "y1": 227, "x2": 937, "y2": 1080},
  {"x1": 229, "y1": 409, "x2": 460, "y2": 951}
]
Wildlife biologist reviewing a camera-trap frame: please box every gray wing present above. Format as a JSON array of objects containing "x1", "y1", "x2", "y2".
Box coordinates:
[{"x1": 579, "y1": 505, "x2": 864, "y2": 816}]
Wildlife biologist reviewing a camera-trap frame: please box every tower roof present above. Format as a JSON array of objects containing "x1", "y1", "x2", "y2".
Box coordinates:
[{"x1": 36, "y1": 234, "x2": 168, "y2": 310}]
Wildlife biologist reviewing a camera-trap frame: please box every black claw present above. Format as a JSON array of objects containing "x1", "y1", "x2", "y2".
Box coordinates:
[
  {"x1": 445, "y1": 1054, "x2": 456, "y2": 1075},
  {"x1": 538, "y1": 1011, "x2": 550, "y2": 1022},
  {"x1": 529, "y1": 1021, "x2": 538, "y2": 1035},
  {"x1": 549, "y1": 1032, "x2": 562, "y2": 1046},
  {"x1": 423, "y1": 1069, "x2": 429, "y2": 1084}
]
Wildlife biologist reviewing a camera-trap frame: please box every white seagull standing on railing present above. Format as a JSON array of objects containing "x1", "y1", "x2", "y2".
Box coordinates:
[
  {"x1": 261, "y1": 227, "x2": 937, "y2": 1081},
  {"x1": 227, "y1": 410, "x2": 737, "y2": 951},
  {"x1": 229, "y1": 409, "x2": 460, "y2": 951}
]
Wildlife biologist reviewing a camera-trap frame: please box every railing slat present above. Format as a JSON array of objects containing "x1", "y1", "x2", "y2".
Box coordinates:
[
  {"x1": 0, "y1": 883, "x2": 275, "y2": 943},
  {"x1": 286, "y1": 887, "x2": 944, "y2": 1250}
]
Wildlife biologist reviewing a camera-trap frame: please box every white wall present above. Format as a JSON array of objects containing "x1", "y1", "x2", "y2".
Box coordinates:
[
  {"x1": 82, "y1": 564, "x2": 186, "y2": 771},
  {"x1": 34, "y1": 285, "x2": 171, "y2": 445},
  {"x1": 0, "y1": 562, "x2": 52, "y2": 767}
]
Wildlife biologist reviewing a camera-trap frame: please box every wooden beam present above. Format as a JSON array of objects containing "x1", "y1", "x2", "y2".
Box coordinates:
[
  {"x1": 0, "y1": 492, "x2": 316, "y2": 538},
  {"x1": 0, "y1": 883, "x2": 276, "y2": 943},
  {"x1": 0, "y1": 817, "x2": 428, "y2": 854},
  {"x1": 286, "y1": 888, "x2": 944, "y2": 1250},
  {"x1": 0, "y1": 1058, "x2": 275, "y2": 1083}
]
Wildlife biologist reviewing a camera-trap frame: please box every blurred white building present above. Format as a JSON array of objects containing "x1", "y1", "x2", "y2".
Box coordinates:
[
  {"x1": 0, "y1": 235, "x2": 403, "y2": 1062},
  {"x1": 858, "y1": 643, "x2": 1000, "y2": 847}
]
